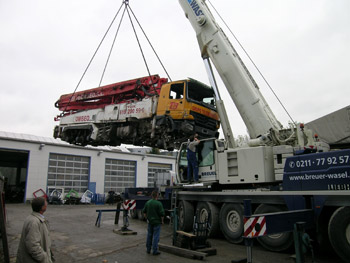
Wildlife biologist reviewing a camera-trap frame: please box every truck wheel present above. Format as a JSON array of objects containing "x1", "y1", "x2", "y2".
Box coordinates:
[
  {"x1": 137, "y1": 210, "x2": 145, "y2": 221},
  {"x1": 178, "y1": 200, "x2": 194, "y2": 232},
  {"x1": 328, "y1": 206, "x2": 350, "y2": 262},
  {"x1": 254, "y1": 204, "x2": 293, "y2": 251},
  {"x1": 219, "y1": 203, "x2": 244, "y2": 244},
  {"x1": 316, "y1": 207, "x2": 334, "y2": 253},
  {"x1": 130, "y1": 209, "x2": 138, "y2": 219},
  {"x1": 196, "y1": 202, "x2": 220, "y2": 237}
]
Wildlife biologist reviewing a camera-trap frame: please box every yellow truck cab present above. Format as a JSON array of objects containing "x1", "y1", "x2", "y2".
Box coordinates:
[{"x1": 156, "y1": 78, "x2": 220, "y2": 139}]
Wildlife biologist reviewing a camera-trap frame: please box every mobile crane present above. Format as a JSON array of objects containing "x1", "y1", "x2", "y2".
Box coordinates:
[
  {"x1": 165, "y1": 0, "x2": 350, "y2": 261},
  {"x1": 54, "y1": 0, "x2": 350, "y2": 260}
]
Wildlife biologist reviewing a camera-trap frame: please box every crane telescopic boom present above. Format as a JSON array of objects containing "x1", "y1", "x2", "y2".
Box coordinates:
[{"x1": 179, "y1": 0, "x2": 283, "y2": 142}]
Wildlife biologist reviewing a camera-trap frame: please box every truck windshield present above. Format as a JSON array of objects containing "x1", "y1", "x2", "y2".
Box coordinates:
[{"x1": 187, "y1": 79, "x2": 216, "y2": 110}]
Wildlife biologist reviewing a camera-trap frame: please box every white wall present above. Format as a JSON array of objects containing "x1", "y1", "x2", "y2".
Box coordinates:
[{"x1": 0, "y1": 137, "x2": 175, "y2": 202}]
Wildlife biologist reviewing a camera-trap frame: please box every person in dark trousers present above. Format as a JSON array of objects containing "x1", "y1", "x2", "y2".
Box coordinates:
[
  {"x1": 187, "y1": 133, "x2": 200, "y2": 183},
  {"x1": 142, "y1": 190, "x2": 165, "y2": 255},
  {"x1": 16, "y1": 197, "x2": 54, "y2": 263}
]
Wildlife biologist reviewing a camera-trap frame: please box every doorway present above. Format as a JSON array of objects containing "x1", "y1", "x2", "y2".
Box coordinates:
[{"x1": 0, "y1": 149, "x2": 29, "y2": 203}]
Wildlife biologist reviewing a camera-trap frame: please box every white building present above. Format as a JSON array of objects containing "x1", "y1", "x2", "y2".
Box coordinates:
[{"x1": 0, "y1": 131, "x2": 175, "y2": 203}]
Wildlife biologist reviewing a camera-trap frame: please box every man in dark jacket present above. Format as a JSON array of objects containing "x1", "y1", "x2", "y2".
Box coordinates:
[
  {"x1": 142, "y1": 190, "x2": 165, "y2": 255},
  {"x1": 187, "y1": 133, "x2": 200, "y2": 183},
  {"x1": 16, "y1": 197, "x2": 54, "y2": 263}
]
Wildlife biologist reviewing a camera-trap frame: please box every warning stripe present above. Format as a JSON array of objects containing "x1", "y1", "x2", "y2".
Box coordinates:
[
  {"x1": 122, "y1": 200, "x2": 136, "y2": 210},
  {"x1": 244, "y1": 216, "x2": 267, "y2": 237}
]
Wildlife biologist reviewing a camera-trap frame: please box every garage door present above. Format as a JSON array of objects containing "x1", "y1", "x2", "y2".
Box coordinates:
[
  {"x1": 48, "y1": 153, "x2": 90, "y2": 193},
  {"x1": 104, "y1": 159, "x2": 136, "y2": 193},
  {"x1": 147, "y1": 162, "x2": 172, "y2": 187}
]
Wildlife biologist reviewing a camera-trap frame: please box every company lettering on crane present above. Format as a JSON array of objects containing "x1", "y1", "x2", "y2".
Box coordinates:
[{"x1": 187, "y1": 0, "x2": 204, "y2": 16}]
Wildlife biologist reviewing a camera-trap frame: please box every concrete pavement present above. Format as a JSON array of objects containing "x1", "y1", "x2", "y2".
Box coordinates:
[{"x1": 4, "y1": 203, "x2": 340, "y2": 263}]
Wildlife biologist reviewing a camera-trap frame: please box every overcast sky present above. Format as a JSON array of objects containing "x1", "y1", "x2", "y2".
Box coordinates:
[{"x1": 1, "y1": 0, "x2": 349, "y2": 141}]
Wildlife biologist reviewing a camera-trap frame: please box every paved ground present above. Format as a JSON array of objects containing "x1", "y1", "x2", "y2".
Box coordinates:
[{"x1": 3, "y1": 203, "x2": 342, "y2": 263}]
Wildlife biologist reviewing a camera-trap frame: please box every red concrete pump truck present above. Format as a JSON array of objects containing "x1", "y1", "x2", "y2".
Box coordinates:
[{"x1": 54, "y1": 75, "x2": 220, "y2": 150}]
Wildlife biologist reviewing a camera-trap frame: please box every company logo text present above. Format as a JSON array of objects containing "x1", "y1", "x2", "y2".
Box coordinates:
[{"x1": 187, "y1": 0, "x2": 204, "y2": 16}]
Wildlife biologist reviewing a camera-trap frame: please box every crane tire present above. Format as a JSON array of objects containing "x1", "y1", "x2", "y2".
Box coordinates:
[
  {"x1": 196, "y1": 202, "x2": 220, "y2": 237},
  {"x1": 219, "y1": 203, "x2": 244, "y2": 244},
  {"x1": 178, "y1": 200, "x2": 194, "y2": 232},
  {"x1": 137, "y1": 210, "x2": 145, "y2": 221},
  {"x1": 130, "y1": 209, "x2": 138, "y2": 219},
  {"x1": 328, "y1": 206, "x2": 350, "y2": 262},
  {"x1": 254, "y1": 204, "x2": 293, "y2": 252}
]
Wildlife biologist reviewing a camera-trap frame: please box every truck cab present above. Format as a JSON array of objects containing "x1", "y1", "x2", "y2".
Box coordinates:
[
  {"x1": 156, "y1": 79, "x2": 220, "y2": 139},
  {"x1": 176, "y1": 138, "x2": 226, "y2": 184},
  {"x1": 176, "y1": 137, "x2": 278, "y2": 186}
]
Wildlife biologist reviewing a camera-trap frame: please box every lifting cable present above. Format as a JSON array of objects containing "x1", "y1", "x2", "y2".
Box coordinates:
[
  {"x1": 127, "y1": 3, "x2": 172, "y2": 82},
  {"x1": 126, "y1": 4, "x2": 152, "y2": 81},
  {"x1": 64, "y1": 0, "x2": 172, "y2": 113},
  {"x1": 99, "y1": 4, "x2": 127, "y2": 87},
  {"x1": 207, "y1": 0, "x2": 296, "y2": 127},
  {"x1": 63, "y1": 2, "x2": 125, "y2": 114}
]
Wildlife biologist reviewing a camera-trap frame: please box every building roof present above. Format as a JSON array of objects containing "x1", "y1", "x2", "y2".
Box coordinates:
[
  {"x1": 306, "y1": 105, "x2": 350, "y2": 148},
  {"x1": 0, "y1": 130, "x2": 67, "y2": 144},
  {"x1": 0, "y1": 130, "x2": 129, "y2": 152}
]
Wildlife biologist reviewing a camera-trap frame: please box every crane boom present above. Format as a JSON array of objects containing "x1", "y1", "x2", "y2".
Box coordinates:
[{"x1": 179, "y1": 0, "x2": 282, "y2": 140}]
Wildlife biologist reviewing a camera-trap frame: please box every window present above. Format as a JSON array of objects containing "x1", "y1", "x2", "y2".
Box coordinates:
[
  {"x1": 104, "y1": 159, "x2": 136, "y2": 193},
  {"x1": 187, "y1": 80, "x2": 216, "y2": 109},
  {"x1": 198, "y1": 140, "x2": 215, "y2": 167},
  {"x1": 148, "y1": 162, "x2": 172, "y2": 187},
  {"x1": 169, "y1": 83, "x2": 184, "y2": 99},
  {"x1": 47, "y1": 153, "x2": 90, "y2": 193}
]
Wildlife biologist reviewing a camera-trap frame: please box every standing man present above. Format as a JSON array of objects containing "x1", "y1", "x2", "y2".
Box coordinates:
[
  {"x1": 142, "y1": 190, "x2": 165, "y2": 255},
  {"x1": 187, "y1": 133, "x2": 200, "y2": 183},
  {"x1": 17, "y1": 197, "x2": 54, "y2": 263}
]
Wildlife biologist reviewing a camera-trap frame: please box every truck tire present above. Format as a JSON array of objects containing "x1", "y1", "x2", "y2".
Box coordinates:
[
  {"x1": 316, "y1": 207, "x2": 334, "y2": 253},
  {"x1": 328, "y1": 206, "x2": 350, "y2": 262},
  {"x1": 196, "y1": 202, "x2": 220, "y2": 237},
  {"x1": 254, "y1": 204, "x2": 293, "y2": 252},
  {"x1": 130, "y1": 209, "x2": 138, "y2": 219},
  {"x1": 178, "y1": 200, "x2": 194, "y2": 232},
  {"x1": 219, "y1": 203, "x2": 244, "y2": 244},
  {"x1": 137, "y1": 209, "x2": 145, "y2": 221}
]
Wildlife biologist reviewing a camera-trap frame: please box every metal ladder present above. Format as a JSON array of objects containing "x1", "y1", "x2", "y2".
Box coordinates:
[
  {"x1": 170, "y1": 189, "x2": 178, "y2": 225},
  {"x1": 170, "y1": 189, "x2": 179, "y2": 245},
  {"x1": 170, "y1": 189, "x2": 178, "y2": 210}
]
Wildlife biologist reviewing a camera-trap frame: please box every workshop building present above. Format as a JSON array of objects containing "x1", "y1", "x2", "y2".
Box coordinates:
[{"x1": 0, "y1": 131, "x2": 175, "y2": 203}]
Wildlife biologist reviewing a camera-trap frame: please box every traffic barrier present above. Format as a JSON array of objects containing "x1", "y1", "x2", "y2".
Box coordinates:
[
  {"x1": 240, "y1": 199, "x2": 314, "y2": 263},
  {"x1": 122, "y1": 199, "x2": 136, "y2": 210}
]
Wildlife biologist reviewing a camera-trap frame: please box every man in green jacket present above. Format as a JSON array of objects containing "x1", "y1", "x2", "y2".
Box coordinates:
[
  {"x1": 142, "y1": 190, "x2": 165, "y2": 255},
  {"x1": 16, "y1": 197, "x2": 54, "y2": 263}
]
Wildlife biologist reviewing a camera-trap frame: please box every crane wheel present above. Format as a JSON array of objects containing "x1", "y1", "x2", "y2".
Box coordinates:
[
  {"x1": 130, "y1": 209, "x2": 138, "y2": 219},
  {"x1": 254, "y1": 204, "x2": 293, "y2": 252},
  {"x1": 196, "y1": 202, "x2": 220, "y2": 237},
  {"x1": 137, "y1": 210, "x2": 145, "y2": 221},
  {"x1": 178, "y1": 200, "x2": 194, "y2": 232},
  {"x1": 328, "y1": 206, "x2": 350, "y2": 262},
  {"x1": 219, "y1": 203, "x2": 244, "y2": 244}
]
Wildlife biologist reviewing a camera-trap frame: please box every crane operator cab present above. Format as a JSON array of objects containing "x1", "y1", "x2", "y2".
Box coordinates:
[{"x1": 176, "y1": 138, "x2": 227, "y2": 184}]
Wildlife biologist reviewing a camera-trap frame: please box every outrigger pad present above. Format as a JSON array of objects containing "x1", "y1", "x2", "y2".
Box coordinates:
[{"x1": 113, "y1": 228, "x2": 137, "y2": 235}]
